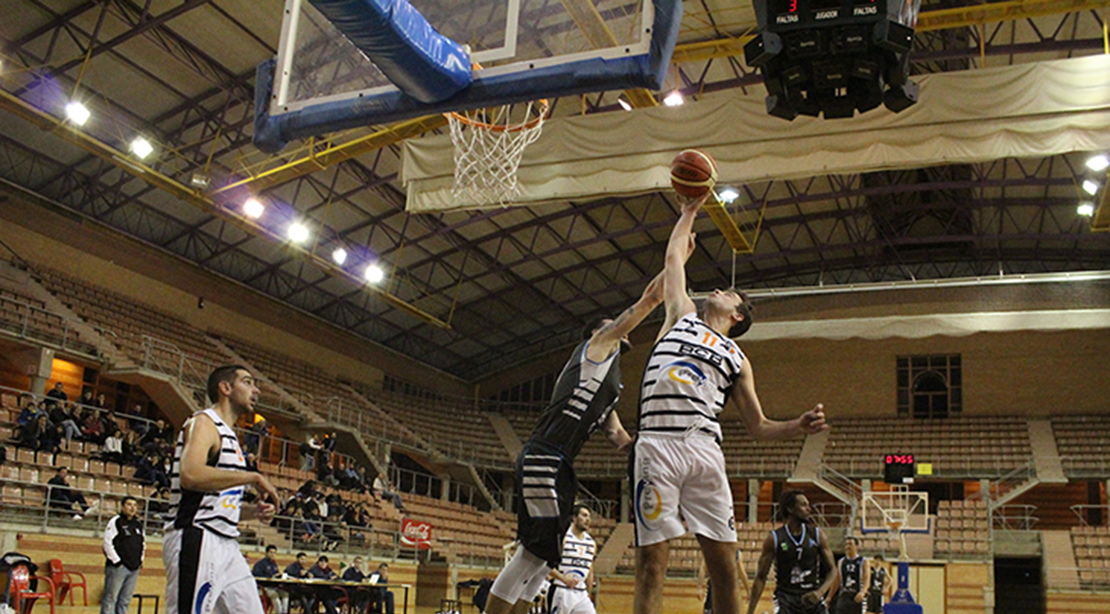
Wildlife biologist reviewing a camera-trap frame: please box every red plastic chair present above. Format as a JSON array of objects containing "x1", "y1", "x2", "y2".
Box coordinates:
[
  {"x1": 48, "y1": 558, "x2": 88, "y2": 605},
  {"x1": 10, "y1": 564, "x2": 56, "y2": 614}
]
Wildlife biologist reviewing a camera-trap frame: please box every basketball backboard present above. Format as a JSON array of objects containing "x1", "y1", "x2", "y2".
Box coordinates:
[
  {"x1": 254, "y1": 0, "x2": 682, "y2": 153},
  {"x1": 860, "y1": 487, "x2": 930, "y2": 535}
]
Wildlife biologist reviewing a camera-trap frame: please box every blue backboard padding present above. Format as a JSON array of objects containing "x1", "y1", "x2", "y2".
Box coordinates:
[
  {"x1": 308, "y1": 0, "x2": 472, "y2": 104},
  {"x1": 255, "y1": 0, "x2": 683, "y2": 153}
]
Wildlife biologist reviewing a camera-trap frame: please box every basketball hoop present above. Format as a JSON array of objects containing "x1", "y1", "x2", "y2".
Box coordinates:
[{"x1": 445, "y1": 99, "x2": 549, "y2": 206}]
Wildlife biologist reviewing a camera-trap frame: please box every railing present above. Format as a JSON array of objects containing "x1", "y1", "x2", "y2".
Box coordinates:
[
  {"x1": 812, "y1": 502, "x2": 854, "y2": 528},
  {"x1": 264, "y1": 512, "x2": 407, "y2": 561},
  {"x1": 1046, "y1": 567, "x2": 1110, "y2": 592},
  {"x1": 1071, "y1": 504, "x2": 1110, "y2": 527},
  {"x1": 387, "y1": 464, "x2": 483, "y2": 508},
  {"x1": 969, "y1": 459, "x2": 1037, "y2": 505},
  {"x1": 0, "y1": 294, "x2": 110, "y2": 358},
  {"x1": 824, "y1": 456, "x2": 1031, "y2": 478},
  {"x1": 1060, "y1": 455, "x2": 1110, "y2": 478},
  {"x1": 818, "y1": 462, "x2": 863, "y2": 500},
  {"x1": 0, "y1": 477, "x2": 167, "y2": 537},
  {"x1": 993, "y1": 504, "x2": 1039, "y2": 530}
]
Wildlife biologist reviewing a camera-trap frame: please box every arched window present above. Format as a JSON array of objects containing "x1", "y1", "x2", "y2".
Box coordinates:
[{"x1": 897, "y1": 355, "x2": 962, "y2": 418}]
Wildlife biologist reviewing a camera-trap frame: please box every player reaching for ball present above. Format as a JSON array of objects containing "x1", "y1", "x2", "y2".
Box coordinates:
[{"x1": 631, "y1": 152, "x2": 829, "y2": 614}]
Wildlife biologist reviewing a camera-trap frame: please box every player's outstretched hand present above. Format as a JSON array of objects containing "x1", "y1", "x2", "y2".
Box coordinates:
[
  {"x1": 798, "y1": 404, "x2": 829, "y2": 434},
  {"x1": 676, "y1": 191, "x2": 710, "y2": 214},
  {"x1": 255, "y1": 472, "x2": 281, "y2": 506}
]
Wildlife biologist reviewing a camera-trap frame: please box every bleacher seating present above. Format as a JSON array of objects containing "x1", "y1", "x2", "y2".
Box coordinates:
[
  {"x1": 824, "y1": 416, "x2": 1032, "y2": 477},
  {"x1": 370, "y1": 388, "x2": 510, "y2": 466},
  {"x1": 933, "y1": 499, "x2": 991, "y2": 558},
  {"x1": 1053, "y1": 415, "x2": 1110, "y2": 477},
  {"x1": 614, "y1": 522, "x2": 774, "y2": 577},
  {"x1": 1071, "y1": 526, "x2": 1110, "y2": 588},
  {"x1": 0, "y1": 284, "x2": 98, "y2": 356}
]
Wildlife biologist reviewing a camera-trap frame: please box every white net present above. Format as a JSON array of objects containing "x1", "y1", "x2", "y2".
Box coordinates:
[{"x1": 446, "y1": 101, "x2": 548, "y2": 207}]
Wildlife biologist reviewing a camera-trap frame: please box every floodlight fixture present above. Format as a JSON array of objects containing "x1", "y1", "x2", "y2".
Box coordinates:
[
  {"x1": 129, "y1": 137, "x2": 154, "y2": 160},
  {"x1": 718, "y1": 187, "x2": 740, "y2": 203},
  {"x1": 243, "y1": 198, "x2": 265, "y2": 219},
  {"x1": 65, "y1": 101, "x2": 90, "y2": 126},
  {"x1": 1077, "y1": 202, "x2": 1095, "y2": 217},
  {"x1": 663, "y1": 91, "x2": 684, "y2": 107},
  {"x1": 365, "y1": 264, "x2": 385, "y2": 284},
  {"x1": 1086, "y1": 155, "x2": 1110, "y2": 172},
  {"x1": 332, "y1": 247, "x2": 348, "y2": 265},
  {"x1": 1082, "y1": 179, "x2": 1100, "y2": 196},
  {"x1": 617, "y1": 96, "x2": 633, "y2": 111},
  {"x1": 288, "y1": 222, "x2": 310, "y2": 243}
]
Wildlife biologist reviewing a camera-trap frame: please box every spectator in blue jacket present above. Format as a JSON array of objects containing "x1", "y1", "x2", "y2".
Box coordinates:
[{"x1": 252, "y1": 545, "x2": 288, "y2": 614}]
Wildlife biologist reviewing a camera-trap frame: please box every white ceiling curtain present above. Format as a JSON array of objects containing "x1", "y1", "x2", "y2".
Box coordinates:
[{"x1": 403, "y1": 54, "x2": 1110, "y2": 212}]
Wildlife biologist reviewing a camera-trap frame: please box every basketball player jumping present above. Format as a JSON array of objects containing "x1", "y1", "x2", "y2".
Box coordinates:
[
  {"x1": 832, "y1": 537, "x2": 870, "y2": 614},
  {"x1": 632, "y1": 194, "x2": 828, "y2": 614},
  {"x1": 483, "y1": 273, "x2": 665, "y2": 614},
  {"x1": 163, "y1": 366, "x2": 280, "y2": 614},
  {"x1": 748, "y1": 491, "x2": 838, "y2": 614},
  {"x1": 546, "y1": 504, "x2": 598, "y2": 614}
]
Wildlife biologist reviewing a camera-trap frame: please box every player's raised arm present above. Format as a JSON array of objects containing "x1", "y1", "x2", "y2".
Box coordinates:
[
  {"x1": 586, "y1": 272, "x2": 664, "y2": 362},
  {"x1": 730, "y1": 359, "x2": 828, "y2": 440},
  {"x1": 600, "y1": 410, "x2": 633, "y2": 452},
  {"x1": 659, "y1": 196, "x2": 703, "y2": 333},
  {"x1": 746, "y1": 533, "x2": 775, "y2": 614}
]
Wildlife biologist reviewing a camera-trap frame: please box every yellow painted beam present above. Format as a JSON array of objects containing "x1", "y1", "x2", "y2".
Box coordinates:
[
  {"x1": 214, "y1": 115, "x2": 449, "y2": 195},
  {"x1": 1093, "y1": 176, "x2": 1110, "y2": 231},
  {"x1": 916, "y1": 0, "x2": 1110, "y2": 32},
  {"x1": 702, "y1": 192, "x2": 764, "y2": 254},
  {"x1": 0, "y1": 89, "x2": 451, "y2": 329}
]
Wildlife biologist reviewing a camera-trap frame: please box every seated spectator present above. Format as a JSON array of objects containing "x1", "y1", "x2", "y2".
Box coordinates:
[
  {"x1": 48, "y1": 401, "x2": 82, "y2": 444},
  {"x1": 81, "y1": 408, "x2": 106, "y2": 445},
  {"x1": 283, "y1": 553, "x2": 314, "y2": 614},
  {"x1": 245, "y1": 451, "x2": 259, "y2": 472},
  {"x1": 18, "y1": 414, "x2": 59, "y2": 454},
  {"x1": 307, "y1": 555, "x2": 341, "y2": 614},
  {"x1": 317, "y1": 456, "x2": 339, "y2": 487},
  {"x1": 134, "y1": 451, "x2": 170, "y2": 489},
  {"x1": 139, "y1": 419, "x2": 171, "y2": 451},
  {"x1": 77, "y1": 388, "x2": 96, "y2": 410},
  {"x1": 47, "y1": 467, "x2": 92, "y2": 519},
  {"x1": 45, "y1": 382, "x2": 68, "y2": 404},
  {"x1": 126, "y1": 403, "x2": 149, "y2": 436},
  {"x1": 120, "y1": 430, "x2": 142, "y2": 465},
  {"x1": 242, "y1": 419, "x2": 269, "y2": 455},
  {"x1": 102, "y1": 431, "x2": 125, "y2": 464},
  {"x1": 353, "y1": 466, "x2": 370, "y2": 493},
  {"x1": 252, "y1": 544, "x2": 288, "y2": 614},
  {"x1": 299, "y1": 435, "x2": 321, "y2": 472},
  {"x1": 15, "y1": 394, "x2": 42, "y2": 427},
  {"x1": 342, "y1": 556, "x2": 372, "y2": 613},
  {"x1": 373, "y1": 475, "x2": 405, "y2": 512},
  {"x1": 147, "y1": 487, "x2": 171, "y2": 518},
  {"x1": 368, "y1": 562, "x2": 395, "y2": 614}
]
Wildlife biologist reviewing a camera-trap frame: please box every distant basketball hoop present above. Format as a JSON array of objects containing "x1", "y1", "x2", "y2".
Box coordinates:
[
  {"x1": 445, "y1": 99, "x2": 549, "y2": 207},
  {"x1": 861, "y1": 486, "x2": 930, "y2": 561}
]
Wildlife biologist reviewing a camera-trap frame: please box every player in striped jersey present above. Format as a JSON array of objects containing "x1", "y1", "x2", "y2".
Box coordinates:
[
  {"x1": 633, "y1": 195, "x2": 829, "y2": 614},
  {"x1": 484, "y1": 275, "x2": 665, "y2": 614},
  {"x1": 546, "y1": 504, "x2": 597, "y2": 614},
  {"x1": 163, "y1": 365, "x2": 279, "y2": 614}
]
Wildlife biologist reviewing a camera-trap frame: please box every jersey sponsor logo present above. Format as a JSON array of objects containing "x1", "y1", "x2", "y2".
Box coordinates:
[
  {"x1": 678, "y1": 342, "x2": 724, "y2": 366},
  {"x1": 665, "y1": 360, "x2": 707, "y2": 386},
  {"x1": 219, "y1": 488, "x2": 243, "y2": 510}
]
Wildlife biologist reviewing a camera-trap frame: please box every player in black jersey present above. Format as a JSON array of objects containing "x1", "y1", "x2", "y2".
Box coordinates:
[
  {"x1": 748, "y1": 491, "x2": 838, "y2": 614},
  {"x1": 831, "y1": 537, "x2": 870, "y2": 614},
  {"x1": 865, "y1": 555, "x2": 891, "y2": 614},
  {"x1": 483, "y1": 275, "x2": 665, "y2": 614}
]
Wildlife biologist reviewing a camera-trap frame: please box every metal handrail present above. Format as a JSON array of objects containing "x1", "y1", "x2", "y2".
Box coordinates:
[
  {"x1": 0, "y1": 294, "x2": 109, "y2": 358},
  {"x1": 1071, "y1": 504, "x2": 1110, "y2": 527},
  {"x1": 993, "y1": 505, "x2": 1039, "y2": 530}
]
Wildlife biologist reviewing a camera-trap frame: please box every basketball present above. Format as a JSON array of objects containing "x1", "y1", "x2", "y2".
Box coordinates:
[{"x1": 670, "y1": 149, "x2": 718, "y2": 199}]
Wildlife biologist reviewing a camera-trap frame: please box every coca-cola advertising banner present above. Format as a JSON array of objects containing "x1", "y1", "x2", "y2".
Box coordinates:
[{"x1": 401, "y1": 518, "x2": 433, "y2": 549}]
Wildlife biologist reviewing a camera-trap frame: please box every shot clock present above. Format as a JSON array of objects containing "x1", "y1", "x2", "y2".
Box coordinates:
[{"x1": 884, "y1": 453, "x2": 916, "y2": 484}]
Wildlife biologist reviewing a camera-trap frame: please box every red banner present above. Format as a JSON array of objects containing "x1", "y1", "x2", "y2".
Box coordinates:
[{"x1": 400, "y1": 518, "x2": 433, "y2": 549}]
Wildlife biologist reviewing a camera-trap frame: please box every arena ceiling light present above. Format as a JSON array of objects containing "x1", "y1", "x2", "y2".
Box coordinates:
[
  {"x1": 663, "y1": 91, "x2": 684, "y2": 107},
  {"x1": 129, "y1": 136, "x2": 153, "y2": 160},
  {"x1": 64, "y1": 101, "x2": 90, "y2": 126},
  {"x1": 1078, "y1": 202, "x2": 1095, "y2": 217},
  {"x1": 332, "y1": 247, "x2": 348, "y2": 265},
  {"x1": 242, "y1": 198, "x2": 265, "y2": 219},
  {"x1": 1086, "y1": 155, "x2": 1110, "y2": 171},
  {"x1": 288, "y1": 222, "x2": 310, "y2": 243},
  {"x1": 617, "y1": 96, "x2": 633, "y2": 111},
  {"x1": 1082, "y1": 179, "x2": 1100, "y2": 195},
  {"x1": 718, "y1": 187, "x2": 740, "y2": 203},
  {"x1": 365, "y1": 263, "x2": 385, "y2": 284}
]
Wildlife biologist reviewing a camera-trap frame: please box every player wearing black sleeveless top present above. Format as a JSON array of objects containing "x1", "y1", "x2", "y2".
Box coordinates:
[
  {"x1": 832, "y1": 537, "x2": 870, "y2": 614},
  {"x1": 866, "y1": 555, "x2": 890, "y2": 613},
  {"x1": 748, "y1": 491, "x2": 838, "y2": 614},
  {"x1": 484, "y1": 275, "x2": 665, "y2": 614}
]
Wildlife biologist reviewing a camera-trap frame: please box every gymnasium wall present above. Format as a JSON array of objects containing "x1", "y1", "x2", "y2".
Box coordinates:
[{"x1": 0, "y1": 195, "x2": 470, "y2": 397}]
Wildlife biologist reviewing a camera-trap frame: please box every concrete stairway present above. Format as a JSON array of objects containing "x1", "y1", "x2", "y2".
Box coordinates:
[
  {"x1": 1028, "y1": 419, "x2": 1067, "y2": 484},
  {"x1": 593, "y1": 522, "x2": 635, "y2": 577},
  {"x1": 1042, "y1": 529, "x2": 1080, "y2": 590},
  {"x1": 487, "y1": 413, "x2": 522, "y2": 462}
]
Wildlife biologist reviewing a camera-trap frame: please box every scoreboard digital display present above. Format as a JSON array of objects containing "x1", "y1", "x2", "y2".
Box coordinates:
[{"x1": 884, "y1": 454, "x2": 915, "y2": 483}]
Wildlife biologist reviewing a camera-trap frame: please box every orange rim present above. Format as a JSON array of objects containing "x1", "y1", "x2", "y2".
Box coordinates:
[{"x1": 446, "y1": 99, "x2": 549, "y2": 133}]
